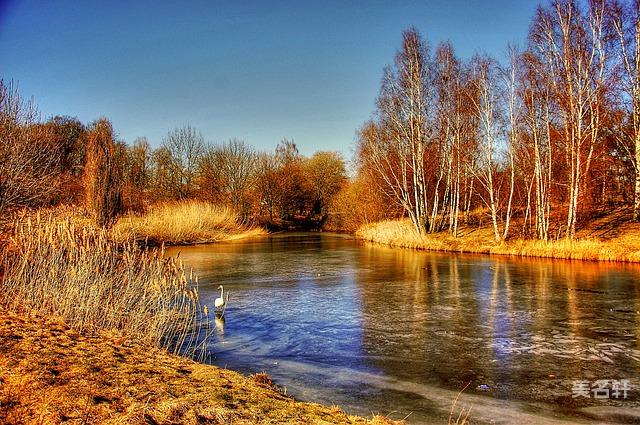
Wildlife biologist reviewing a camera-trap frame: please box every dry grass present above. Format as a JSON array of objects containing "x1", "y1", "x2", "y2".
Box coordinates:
[
  {"x1": 0, "y1": 212, "x2": 205, "y2": 353},
  {"x1": 113, "y1": 200, "x2": 266, "y2": 245},
  {"x1": 0, "y1": 309, "x2": 399, "y2": 425},
  {"x1": 356, "y1": 219, "x2": 640, "y2": 262},
  {"x1": 0, "y1": 209, "x2": 399, "y2": 424}
]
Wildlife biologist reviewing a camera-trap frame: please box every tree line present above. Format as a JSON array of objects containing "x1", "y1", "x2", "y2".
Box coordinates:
[
  {"x1": 353, "y1": 0, "x2": 640, "y2": 240},
  {"x1": 0, "y1": 80, "x2": 346, "y2": 229}
]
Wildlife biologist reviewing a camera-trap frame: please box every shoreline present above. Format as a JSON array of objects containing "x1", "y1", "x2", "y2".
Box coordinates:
[{"x1": 355, "y1": 219, "x2": 640, "y2": 263}]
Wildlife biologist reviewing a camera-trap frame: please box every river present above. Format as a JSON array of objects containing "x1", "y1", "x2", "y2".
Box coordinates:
[{"x1": 165, "y1": 233, "x2": 640, "y2": 424}]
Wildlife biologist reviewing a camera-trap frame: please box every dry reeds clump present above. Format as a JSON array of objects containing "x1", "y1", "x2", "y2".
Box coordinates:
[
  {"x1": 0, "y1": 212, "x2": 205, "y2": 353},
  {"x1": 113, "y1": 200, "x2": 266, "y2": 245}
]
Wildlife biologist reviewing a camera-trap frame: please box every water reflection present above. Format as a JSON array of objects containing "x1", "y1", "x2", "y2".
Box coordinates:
[{"x1": 166, "y1": 234, "x2": 640, "y2": 424}]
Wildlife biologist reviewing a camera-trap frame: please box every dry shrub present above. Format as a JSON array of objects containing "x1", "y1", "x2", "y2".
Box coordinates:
[
  {"x1": 113, "y1": 200, "x2": 266, "y2": 245},
  {"x1": 84, "y1": 118, "x2": 123, "y2": 228},
  {"x1": 0, "y1": 212, "x2": 205, "y2": 353},
  {"x1": 251, "y1": 372, "x2": 276, "y2": 388}
]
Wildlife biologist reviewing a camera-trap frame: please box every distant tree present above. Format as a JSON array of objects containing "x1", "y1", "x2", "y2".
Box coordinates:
[
  {"x1": 150, "y1": 146, "x2": 181, "y2": 201},
  {"x1": 196, "y1": 144, "x2": 226, "y2": 204},
  {"x1": 122, "y1": 137, "x2": 151, "y2": 210},
  {"x1": 216, "y1": 139, "x2": 258, "y2": 217},
  {"x1": 160, "y1": 125, "x2": 205, "y2": 199},
  {"x1": 327, "y1": 172, "x2": 396, "y2": 232},
  {"x1": 274, "y1": 138, "x2": 312, "y2": 218},
  {"x1": 304, "y1": 151, "x2": 347, "y2": 220},
  {"x1": 255, "y1": 152, "x2": 280, "y2": 219}
]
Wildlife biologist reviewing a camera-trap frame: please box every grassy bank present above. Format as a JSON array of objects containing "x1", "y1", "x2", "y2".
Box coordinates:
[
  {"x1": 113, "y1": 201, "x2": 266, "y2": 245},
  {"x1": 0, "y1": 309, "x2": 396, "y2": 425},
  {"x1": 356, "y1": 219, "x2": 640, "y2": 262}
]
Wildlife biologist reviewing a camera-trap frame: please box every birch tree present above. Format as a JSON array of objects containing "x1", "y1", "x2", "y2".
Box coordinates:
[
  {"x1": 363, "y1": 28, "x2": 434, "y2": 234},
  {"x1": 530, "y1": 0, "x2": 614, "y2": 238},
  {"x1": 469, "y1": 55, "x2": 503, "y2": 242},
  {"x1": 612, "y1": 0, "x2": 640, "y2": 220}
]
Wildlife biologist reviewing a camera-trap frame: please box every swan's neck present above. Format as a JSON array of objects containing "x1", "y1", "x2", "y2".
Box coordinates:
[{"x1": 220, "y1": 287, "x2": 224, "y2": 298}]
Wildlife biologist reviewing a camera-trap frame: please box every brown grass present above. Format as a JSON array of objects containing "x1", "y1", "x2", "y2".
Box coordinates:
[
  {"x1": 356, "y1": 219, "x2": 640, "y2": 262},
  {"x1": 113, "y1": 200, "x2": 266, "y2": 245},
  {"x1": 0, "y1": 309, "x2": 399, "y2": 425},
  {"x1": 0, "y1": 212, "x2": 205, "y2": 353}
]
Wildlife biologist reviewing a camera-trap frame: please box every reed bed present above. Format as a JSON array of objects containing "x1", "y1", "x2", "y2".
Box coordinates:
[
  {"x1": 356, "y1": 219, "x2": 640, "y2": 262},
  {"x1": 0, "y1": 212, "x2": 206, "y2": 353},
  {"x1": 113, "y1": 200, "x2": 266, "y2": 245}
]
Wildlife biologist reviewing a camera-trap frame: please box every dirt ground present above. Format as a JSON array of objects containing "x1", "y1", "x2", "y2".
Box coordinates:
[{"x1": 0, "y1": 309, "x2": 398, "y2": 425}]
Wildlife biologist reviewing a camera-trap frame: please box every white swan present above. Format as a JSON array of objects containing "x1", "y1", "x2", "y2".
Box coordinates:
[{"x1": 214, "y1": 285, "x2": 228, "y2": 314}]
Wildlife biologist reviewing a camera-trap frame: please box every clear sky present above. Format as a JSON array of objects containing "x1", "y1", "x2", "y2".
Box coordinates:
[{"x1": 0, "y1": 0, "x2": 540, "y2": 157}]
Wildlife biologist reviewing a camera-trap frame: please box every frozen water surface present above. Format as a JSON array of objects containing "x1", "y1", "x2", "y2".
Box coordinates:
[{"x1": 166, "y1": 233, "x2": 640, "y2": 424}]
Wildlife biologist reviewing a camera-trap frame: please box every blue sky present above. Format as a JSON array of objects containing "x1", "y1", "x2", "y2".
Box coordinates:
[{"x1": 0, "y1": 0, "x2": 540, "y2": 157}]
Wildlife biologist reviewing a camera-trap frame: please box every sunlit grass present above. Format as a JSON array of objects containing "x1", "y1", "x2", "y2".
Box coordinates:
[
  {"x1": 113, "y1": 200, "x2": 266, "y2": 245},
  {"x1": 0, "y1": 212, "x2": 205, "y2": 353},
  {"x1": 356, "y1": 219, "x2": 640, "y2": 262}
]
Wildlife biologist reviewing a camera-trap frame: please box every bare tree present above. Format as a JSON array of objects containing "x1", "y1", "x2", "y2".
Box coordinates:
[
  {"x1": 220, "y1": 139, "x2": 257, "y2": 216},
  {"x1": 161, "y1": 125, "x2": 205, "y2": 199},
  {"x1": 468, "y1": 55, "x2": 504, "y2": 242},
  {"x1": 500, "y1": 45, "x2": 522, "y2": 240},
  {"x1": 0, "y1": 80, "x2": 62, "y2": 212},
  {"x1": 522, "y1": 51, "x2": 554, "y2": 240}
]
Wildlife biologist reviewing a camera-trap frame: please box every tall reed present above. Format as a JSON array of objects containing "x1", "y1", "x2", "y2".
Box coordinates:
[{"x1": 0, "y1": 212, "x2": 206, "y2": 353}]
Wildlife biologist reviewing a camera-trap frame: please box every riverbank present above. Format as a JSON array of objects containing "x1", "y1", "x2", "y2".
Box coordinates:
[
  {"x1": 0, "y1": 208, "x2": 399, "y2": 424},
  {"x1": 0, "y1": 309, "x2": 396, "y2": 424},
  {"x1": 355, "y1": 218, "x2": 640, "y2": 262}
]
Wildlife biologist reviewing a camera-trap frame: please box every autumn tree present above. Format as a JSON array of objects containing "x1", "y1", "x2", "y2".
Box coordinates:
[
  {"x1": 255, "y1": 152, "x2": 280, "y2": 219},
  {"x1": 274, "y1": 139, "x2": 311, "y2": 219},
  {"x1": 196, "y1": 144, "x2": 226, "y2": 204}
]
